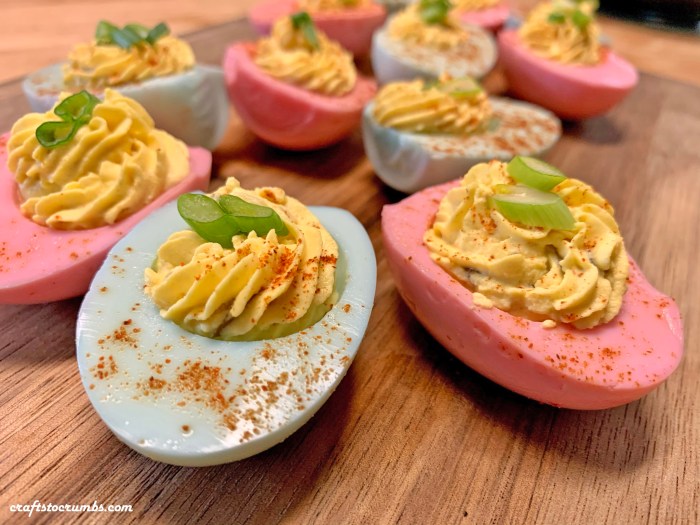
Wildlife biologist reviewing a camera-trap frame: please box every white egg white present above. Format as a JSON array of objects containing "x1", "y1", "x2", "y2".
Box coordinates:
[
  {"x1": 76, "y1": 201, "x2": 376, "y2": 466},
  {"x1": 362, "y1": 98, "x2": 562, "y2": 193},
  {"x1": 23, "y1": 63, "x2": 229, "y2": 149},
  {"x1": 371, "y1": 20, "x2": 497, "y2": 85}
]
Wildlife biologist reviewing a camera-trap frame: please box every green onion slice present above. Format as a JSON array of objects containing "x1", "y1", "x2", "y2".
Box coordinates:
[
  {"x1": 290, "y1": 12, "x2": 320, "y2": 50},
  {"x1": 437, "y1": 77, "x2": 483, "y2": 100},
  {"x1": 491, "y1": 184, "x2": 576, "y2": 230},
  {"x1": 94, "y1": 20, "x2": 170, "y2": 49},
  {"x1": 177, "y1": 193, "x2": 290, "y2": 248},
  {"x1": 35, "y1": 90, "x2": 101, "y2": 149},
  {"x1": 419, "y1": 0, "x2": 452, "y2": 25},
  {"x1": 177, "y1": 194, "x2": 239, "y2": 249},
  {"x1": 219, "y1": 195, "x2": 289, "y2": 237},
  {"x1": 506, "y1": 156, "x2": 567, "y2": 191},
  {"x1": 547, "y1": 12, "x2": 566, "y2": 24},
  {"x1": 571, "y1": 9, "x2": 591, "y2": 29}
]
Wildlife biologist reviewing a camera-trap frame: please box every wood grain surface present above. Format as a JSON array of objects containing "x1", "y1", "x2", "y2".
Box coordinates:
[{"x1": 1, "y1": 18, "x2": 699, "y2": 525}]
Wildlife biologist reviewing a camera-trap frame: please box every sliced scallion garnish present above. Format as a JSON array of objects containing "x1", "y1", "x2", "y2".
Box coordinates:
[
  {"x1": 94, "y1": 20, "x2": 170, "y2": 50},
  {"x1": 35, "y1": 90, "x2": 101, "y2": 149},
  {"x1": 571, "y1": 9, "x2": 591, "y2": 29},
  {"x1": 437, "y1": 77, "x2": 483, "y2": 100},
  {"x1": 506, "y1": 156, "x2": 567, "y2": 191},
  {"x1": 547, "y1": 12, "x2": 566, "y2": 24},
  {"x1": 219, "y1": 195, "x2": 289, "y2": 237},
  {"x1": 290, "y1": 12, "x2": 320, "y2": 50},
  {"x1": 177, "y1": 193, "x2": 290, "y2": 248},
  {"x1": 419, "y1": 0, "x2": 453, "y2": 25},
  {"x1": 491, "y1": 184, "x2": 575, "y2": 230}
]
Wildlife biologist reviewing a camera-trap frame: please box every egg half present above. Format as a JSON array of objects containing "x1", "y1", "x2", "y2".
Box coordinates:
[
  {"x1": 0, "y1": 134, "x2": 211, "y2": 304},
  {"x1": 224, "y1": 43, "x2": 377, "y2": 150},
  {"x1": 382, "y1": 180, "x2": 683, "y2": 409},
  {"x1": 76, "y1": 200, "x2": 376, "y2": 466},
  {"x1": 498, "y1": 29, "x2": 638, "y2": 120},
  {"x1": 249, "y1": 0, "x2": 387, "y2": 56},
  {"x1": 362, "y1": 98, "x2": 561, "y2": 193},
  {"x1": 371, "y1": 19, "x2": 497, "y2": 85},
  {"x1": 23, "y1": 63, "x2": 229, "y2": 149}
]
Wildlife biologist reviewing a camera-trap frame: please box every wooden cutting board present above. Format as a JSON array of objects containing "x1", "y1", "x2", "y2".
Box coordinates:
[{"x1": 1, "y1": 18, "x2": 697, "y2": 525}]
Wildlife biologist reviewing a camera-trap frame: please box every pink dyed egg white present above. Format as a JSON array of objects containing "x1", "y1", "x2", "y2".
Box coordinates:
[
  {"x1": 371, "y1": 19, "x2": 497, "y2": 85},
  {"x1": 457, "y1": 3, "x2": 510, "y2": 32},
  {"x1": 0, "y1": 134, "x2": 212, "y2": 304},
  {"x1": 249, "y1": 0, "x2": 387, "y2": 55},
  {"x1": 224, "y1": 43, "x2": 376, "y2": 150},
  {"x1": 382, "y1": 180, "x2": 683, "y2": 409},
  {"x1": 498, "y1": 29, "x2": 638, "y2": 119},
  {"x1": 362, "y1": 98, "x2": 561, "y2": 193}
]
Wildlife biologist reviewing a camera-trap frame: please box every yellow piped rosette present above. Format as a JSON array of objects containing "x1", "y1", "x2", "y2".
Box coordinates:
[
  {"x1": 388, "y1": 4, "x2": 468, "y2": 50},
  {"x1": 298, "y1": 0, "x2": 370, "y2": 11},
  {"x1": 63, "y1": 36, "x2": 195, "y2": 90},
  {"x1": 454, "y1": 0, "x2": 501, "y2": 10},
  {"x1": 424, "y1": 161, "x2": 628, "y2": 329},
  {"x1": 372, "y1": 78, "x2": 492, "y2": 135},
  {"x1": 144, "y1": 178, "x2": 339, "y2": 340},
  {"x1": 518, "y1": 1, "x2": 601, "y2": 65},
  {"x1": 7, "y1": 89, "x2": 189, "y2": 230},
  {"x1": 254, "y1": 16, "x2": 357, "y2": 96}
]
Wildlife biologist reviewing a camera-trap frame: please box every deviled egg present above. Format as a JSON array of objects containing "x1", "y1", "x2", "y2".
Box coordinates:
[
  {"x1": 249, "y1": 0, "x2": 387, "y2": 55},
  {"x1": 0, "y1": 90, "x2": 211, "y2": 304},
  {"x1": 362, "y1": 77, "x2": 561, "y2": 192},
  {"x1": 23, "y1": 21, "x2": 228, "y2": 149},
  {"x1": 498, "y1": 1, "x2": 638, "y2": 119},
  {"x1": 371, "y1": 0, "x2": 497, "y2": 85},
  {"x1": 225, "y1": 13, "x2": 376, "y2": 150},
  {"x1": 76, "y1": 178, "x2": 376, "y2": 466},
  {"x1": 382, "y1": 159, "x2": 683, "y2": 409}
]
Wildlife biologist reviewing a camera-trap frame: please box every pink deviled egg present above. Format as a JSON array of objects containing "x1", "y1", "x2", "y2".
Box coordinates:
[
  {"x1": 498, "y1": 1, "x2": 638, "y2": 119},
  {"x1": 363, "y1": 77, "x2": 561, "y2": 193},
  {"x1": 0, "y1": 90, "x2": 211, "y2": 304},
  {"x1": 382, "y1": 159, "x2": 683, "y2": 409},
  {"x1": 249, "y1": 0, "x2": 387, "y2": 55},
  {"x1": 453, "y1": 0, "x2": 510, "y2": 32},
  {"x1": 225, "y1": 13, "x2": 376, "y2": 150},
  {"x1": 371, "y1": 0, "x2": 497, "y2": 85}
]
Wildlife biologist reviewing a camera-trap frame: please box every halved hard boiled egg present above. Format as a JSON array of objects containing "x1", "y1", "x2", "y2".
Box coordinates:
[
  {"x1": 224, "y1": 41, "x2": 376, "y2": 151},
  {"x1": 0, "y1": 134, "x2": 211, "y2": 304},
  {"x1": 371, "y1": 4, "x2": 497, "y2": 85},
  {"x1": 382, "y1": 178, "x2": 683, "y2": 409},
  {"x1": 362, "y1": 79, "x2": 561, "y2": 193},
  {"x1": 23, "y1": 63, "x2": 229, "y2": 150},
  {"x1": 76, "y1": 199, "x2": 376, "y2": 466},
  {"x1": 249, "y1": 0, "x2": 387, "y2": 55}
]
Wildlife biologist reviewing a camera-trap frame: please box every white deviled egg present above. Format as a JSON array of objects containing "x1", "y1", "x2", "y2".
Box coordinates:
[
  {"x1": 362, "y1": 77, "x2": 562, "y2": 193},
  {"x1": 76, "y1": 178, "x2": 376, "y2": 466},
  {"x1": 23, "y1": 21, "x2": 228, "y2": 149},
  {"x1": 371, "y1": 0, "x2": 497, "y2": 85}
]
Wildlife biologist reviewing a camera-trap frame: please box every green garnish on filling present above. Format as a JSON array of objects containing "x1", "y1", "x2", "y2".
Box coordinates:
[
  {"x1": 437, "y1": 77, "x2": 484, "y2": 100},
  {"x1": 489, "y1": 157, "x2": 575, "y2": 230},
  {"x1": 290, "y1": 12, "x2": 320, "y2": 50},
  {"x1": 177, "y1": 193, "x2": 289, "y2": 249},
  {"x1": 547, "y1": 0, "x2": 597, "y2": 29},
  {"x1": 35, "y1": 90, "x2": 100, "y2": 149},
  {"x1": 95, "y1": 20, "x2": 170, "y2": 50},
  {"x1": 419, "y1": 0, "x2": 453, "y2": 25}
]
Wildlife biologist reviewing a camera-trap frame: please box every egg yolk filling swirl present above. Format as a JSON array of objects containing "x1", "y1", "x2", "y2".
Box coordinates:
[
  {"x1": 453, "y1": 0, "x2": 501, "y2": 11},
  {"x1": 518, "y1": 1, "x2": 601, "y2": 65},
  {"x1": 254, "y1": 16, "x2": 357, "y2": 96},
  {"x1": 7, "y1": 89, "x2": 189, "y2": 230},
  {"x1": 388, "y1": 4, "x2": 469, "y2": 50},
  {"x1": 372, "y1": 78, "x2": 492, "y2": 135},
  {"x1": 63, "y1": 35, "x2": 195, "y2": 90},
  {"x1": 424, "y1": 161, "x2": 629, "y2": 329},
  {"x1": 297, "y1": 0, "x2": 370, "y2": 11},
  {"x1": 144, "y1": 178, "x2": 339, "y2": 341}
]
